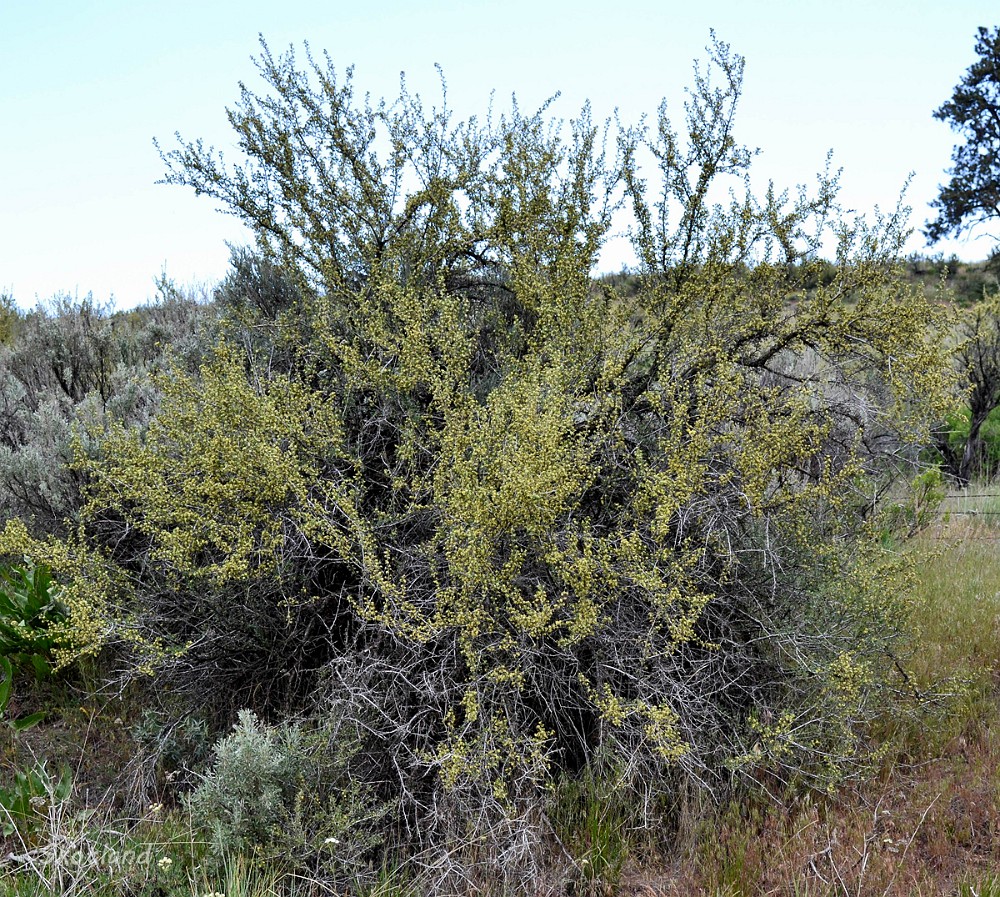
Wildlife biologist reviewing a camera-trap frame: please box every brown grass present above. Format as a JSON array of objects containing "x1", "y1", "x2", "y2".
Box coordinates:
[{"x1": 628, "y1": 511, "x2": 1000, "y2": 897}]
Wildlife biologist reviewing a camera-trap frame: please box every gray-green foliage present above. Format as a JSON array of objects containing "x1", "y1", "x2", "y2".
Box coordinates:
[
  {"x1": 188, "y1": 710, "x2": 310, "y2": 855},
  {"x1": 187, "y1": 710, "x2": 383, "y2": 876},
  {"x1": 214, "y1": 247, "x2": 307, "y2": 378},
  {"x1": 0, "y1": 288, "x2": 212, "y2": 534}
]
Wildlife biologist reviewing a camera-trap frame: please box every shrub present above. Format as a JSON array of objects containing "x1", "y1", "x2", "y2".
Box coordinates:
[
  {"x1": 4, "y1": 33, "x2": 956, "y2": 888},
  {"x1": 933, "y1": 294, "x2": 1000, "y2": 483},
  {"x1": 0, "y1": 294, "x2": 16, "y2": 346},
  {"x1": 187, "y1": 710, "x2": 311, "y2": 856},
  {"x1": 187, "y1": 709, "x2": 384, "y2": 878},
  {"x1": 0, "y1": 561, "x2": 67, "y2": 677},
  {"x1": 883, "y1": 468, "x2": 947, "y2": 538},
  {"x1": 0, "y1": 288, "x2": 213, "y2": 537}
]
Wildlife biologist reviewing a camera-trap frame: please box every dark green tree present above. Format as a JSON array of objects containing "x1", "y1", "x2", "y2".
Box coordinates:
[{"x1": 925, "y1": 26, "x2": 1000, "y2": 244}]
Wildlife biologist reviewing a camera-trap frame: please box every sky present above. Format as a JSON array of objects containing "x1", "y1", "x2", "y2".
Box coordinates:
[{"x1": 1, "y1": 0, "x2": 998, "y2": 310}]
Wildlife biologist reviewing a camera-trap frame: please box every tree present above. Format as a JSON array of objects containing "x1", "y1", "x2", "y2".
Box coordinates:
[
  {"x1": 936, "y1": 294, "x2": 1000, "y2": 483},
  {"x1": 925, "y1": 26, "x2": 1000, "y2": 244},
  {"x1": 3, "y1": 37, "x2": 954, "y2": 890},
  {"x1": 0, "y1": 293, "x2": 17, "y2": 346}
]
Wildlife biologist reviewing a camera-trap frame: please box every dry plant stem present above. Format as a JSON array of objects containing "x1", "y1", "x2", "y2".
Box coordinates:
[{"x1": 879, "y1": 791, "x2": 942, "y2": 897}]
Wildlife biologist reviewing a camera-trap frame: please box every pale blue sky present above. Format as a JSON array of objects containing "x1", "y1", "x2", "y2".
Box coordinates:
[{"x1": 1, "y1": 0, "x2": 997, "y2": 309}]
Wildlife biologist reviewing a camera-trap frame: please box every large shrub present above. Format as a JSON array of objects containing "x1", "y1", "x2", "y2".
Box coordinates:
[{"x1": 2, "y1": 36, "x2": 954, "y2": 888}]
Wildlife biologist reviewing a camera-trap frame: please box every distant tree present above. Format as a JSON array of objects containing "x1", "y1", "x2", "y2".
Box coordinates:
[
  {"x1": 925, "y1": 26, "x2": 1000, "y2": 245},
  {"x1": 937, "y1": 295, "x2": 1000, "y2": 484},
  {"x1": 0, "y1": 294, "x2": 17, "y2": 346}
]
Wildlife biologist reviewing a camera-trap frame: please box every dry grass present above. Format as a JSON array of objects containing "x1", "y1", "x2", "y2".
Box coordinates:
[{"x1": 638, "y1": 503, "x2": 1000, "y2": 897}]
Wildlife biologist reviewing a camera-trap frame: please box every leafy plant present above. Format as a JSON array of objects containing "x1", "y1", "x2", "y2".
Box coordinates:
[
  {"x1": 187, "y1": 710, "x2": 307, "y2": 856},
  {"x1": 884, "y1": 468, "x2": 946, "y2": 538},
  {"x1": 187, "y1": 709, "x2": 384, "y2": 875},
  {"x1": 0, "y1": 560, "x2": 67, "y2": 678}
]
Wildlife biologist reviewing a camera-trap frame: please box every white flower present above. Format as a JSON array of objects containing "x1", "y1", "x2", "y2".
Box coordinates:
[
  {"x1": 157, "y1": 856, "x2": 173, "y2": 871},
  {"x1": 323, "y1": 836, "x2": 340, "y2": 845}
]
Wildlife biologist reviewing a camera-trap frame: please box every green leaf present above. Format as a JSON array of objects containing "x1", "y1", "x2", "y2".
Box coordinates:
[
  {"x1": 0, "y1": 656, "x2": 12, "y2": 714},
  {"x1": 9, "y1": 710, "x2": 45, "y2": 732}
]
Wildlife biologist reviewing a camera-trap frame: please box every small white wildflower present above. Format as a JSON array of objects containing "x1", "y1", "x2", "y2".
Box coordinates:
[
  {"x1": 148, "y1": 802, "x2": 163, "y2": 816},
  {"x1": 323, "y1": 836, "x2": 340, "y2": 845},
  {"x1": 157, "y1": 856, "x2": 173, "y2": 871}
]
